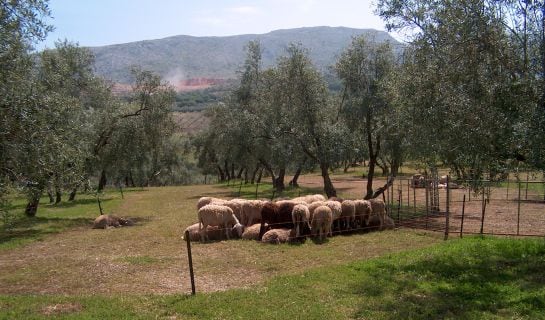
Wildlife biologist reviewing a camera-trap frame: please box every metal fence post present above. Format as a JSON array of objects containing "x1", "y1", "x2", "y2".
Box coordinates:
[{"x1": 184, "y1": 230, "x2": 196, "y2": 295}]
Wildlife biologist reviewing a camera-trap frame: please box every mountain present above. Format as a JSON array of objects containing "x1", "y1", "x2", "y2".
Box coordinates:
[{"x1": 89, "y1": 26, "x2": 402, "y2": 88}]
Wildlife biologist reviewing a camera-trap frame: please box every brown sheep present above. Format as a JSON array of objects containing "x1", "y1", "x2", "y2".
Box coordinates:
[{"x1": 259, "y1": 201, "x2": 295, "y2": 240}]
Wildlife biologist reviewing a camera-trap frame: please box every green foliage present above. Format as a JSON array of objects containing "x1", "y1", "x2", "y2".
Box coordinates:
[{"x1": 376, "y1": 0, "x2": 545, "y2": 176}]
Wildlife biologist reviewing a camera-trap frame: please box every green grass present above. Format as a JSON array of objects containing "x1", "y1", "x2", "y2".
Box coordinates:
[
  {"x1": 221, "y1": 180, "x2": 322, "y2": 200},
  {"x1": 0, "y1": 190, "x2": 125, "y2": 250},
  {"x1": 1, "y1": 236, "x2": 543, "y2": 319}
]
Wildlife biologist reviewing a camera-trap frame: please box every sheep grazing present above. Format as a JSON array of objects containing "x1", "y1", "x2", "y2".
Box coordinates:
[
  {"x1": 367, "y1": 215, "x2": 395, "y2": 231},
  {"x1": 367, "y1": 199, "x2": 387, "y2": 231},
  {"x1": 241, "y1": 223, "x2": 262, "y2": 240},
  {"x1": 291, "y1": 194, "x2": 326, "y2": 204},
  {"x1": 340, "y1": 200, "x2": 356, "y2": 231},
  {"x1": 259, "y1": 201, "x2": 295, "y2": 240},
  {"x1": 311, "y1": 206, "x2": 333, "y2": 241},
  {"x1": 291, "y1": 204, "x2": 311, "y2": 238},
  {"x1": 196, "y1": 196, "x2": 224, "y2": 209},
  {"x1": 219, "y1": 199, "x2": 247, "y2": 222},
  {"x1": 325, "y1": 200, "x2": 342, "y2": 236},
  {"x1": 182, "y1": 223, "x2": 226, "y2": 241},
  {"x1": 241, "y1": 200, "x2": 267, "y2": 226},
  {"x1": 261, "y1": 228, "x2": 296, "y2": 244},
  {"x1": 92, "y1": 214, "x2": 133, "y2": 229},
  {"x1": 198, "y1": 204, "x2": 244, "y2": 242},
  {"x1": 354, "y1": 200, "x2": 372, "y2": 229}
]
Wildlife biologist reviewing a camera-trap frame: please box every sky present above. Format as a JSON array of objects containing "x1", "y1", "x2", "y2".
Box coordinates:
[{"x1": 41, "y1": 0, "x2": 394, "y2": 49}]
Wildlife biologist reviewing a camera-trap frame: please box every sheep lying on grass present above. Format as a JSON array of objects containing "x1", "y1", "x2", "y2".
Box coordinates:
[
  {"x1": 367, "y1": 199, "x2": 387, "y2": 231},
  {"x1": 367, "y1": 215, "x2": 395, "y2": 231},
  {"x1": 93, "y1": 215, "x2": 133, "y2": 229},
  {"x1": 241, "y1": 223, "x2": 262, "y2": 240},
  {"x1": 182, "y1": 223, "x2": 227, "y2": 241},
  {"x1": 198, "y1": 204, "x2": 244, "y2": 242},
  {"x1": 261, "y1": 228, "x2": 296, "y2": 244},
  {"x1": 311, "y1": 206, "x2": 332, "y2": 241}
]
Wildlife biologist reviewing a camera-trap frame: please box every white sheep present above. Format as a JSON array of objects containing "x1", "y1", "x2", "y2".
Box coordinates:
[
  {"x1": 354, "y1": 199, "x2": 372, "y2": 228},
  {"x1": 197, "y1": 196, "x2": 224, "y2": 209},
  {"x1": 182, "y1": 223, "x2": 226, "y2": 241},
  {"x1": 261, "y1": 228, "x2": 295, "y2": 244},
  {"x1": 198, "y1": 204, "x2": 244, "y2": 242},
  {"x1": 241, "y1": 223, "x2": 262, "y2": 240},
  {"x1": 311, "y1": 205, "x2": 332, "y2": 241},
  {"x1": 291, "y1": 204, "x2": 311, "y2": 238},
  {"x1": 340, "y1": 200, "x2": 356, "y2": 230},
  {"x1": 367, "y1": 199, "x2": 387, "y2": 231},
  {"x1": 325, "y1": 200, "x2": 342, "y2": 236},
  {"x1": 291, "y1": 194, "x2": 326, "y2": 204},
  {"x1": 241, "y1": 200, "x2": 267, "y2": 226}
]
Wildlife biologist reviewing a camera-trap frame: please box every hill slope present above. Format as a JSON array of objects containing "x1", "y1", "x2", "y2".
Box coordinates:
[{"x1": 90, "y1": 26, "x2": 401, "y2": 85}]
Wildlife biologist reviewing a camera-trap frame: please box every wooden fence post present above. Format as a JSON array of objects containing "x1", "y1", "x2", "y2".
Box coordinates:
[
  {"x1": 517, "y1": 180, "x2": 521, "y2": 236},
  {"x1": 444, "y1": 175, "x2": 450, "y2": 240},
  {"x1": 185, "y1": 230, "x2": 196, "y2": 295},
  {"x1": 480, "y1": 191, "x2": 487, "y2": 235},
  {"x1": 460, "y1": 194, "x2": 466, "y2": 238}
]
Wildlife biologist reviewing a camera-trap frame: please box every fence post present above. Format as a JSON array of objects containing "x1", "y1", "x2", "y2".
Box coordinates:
[
  {"x1": 407, "y1": 179, "x2": 410, "y2": 210},
  {"x1": 517, "y1": 180, "x2": 521, "y2": 236},
  {"x1": 525, "y1": 172, "x2": 529, "y2": 200},
  {"x1": 480, "y1": 191, "x2": 487, "y2": 235},
  {"x1": 425, "y1": 179, "x2": 429, "y2": 229},
  {"x1": 397, "y1": 189, "x2": 401, "y2": 224},
  {"x1": 444, "y1": 175, "x2": 450, "y2": 240},
  {"x1": 460, "y1": 194, "x2": 466, "y2": 238},
  {"x1": 185, "y1": 230, "x2": 196, "y2": 295},
  {"x1": 255, "y1": 182, "x2": 259, "y2": 199},
  {"x1": 413, "y1": 183, "x2": 416, "y2": 215}
]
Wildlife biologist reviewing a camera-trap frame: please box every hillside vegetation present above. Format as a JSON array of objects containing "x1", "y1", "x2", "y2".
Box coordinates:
[{"x1": 90, "y1": 26, "x2": 401, "y2": 84}]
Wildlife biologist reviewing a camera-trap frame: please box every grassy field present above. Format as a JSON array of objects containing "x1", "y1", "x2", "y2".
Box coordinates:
[{"x1": 0, "y1": 179, "x2": 544, "y2": 319}]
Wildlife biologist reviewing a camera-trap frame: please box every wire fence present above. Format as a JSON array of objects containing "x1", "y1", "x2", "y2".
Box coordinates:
[{"x1": 384, "y1": 176, "x2": 545, "y2": 238}]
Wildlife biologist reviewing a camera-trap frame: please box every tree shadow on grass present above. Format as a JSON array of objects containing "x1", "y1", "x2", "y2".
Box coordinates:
[
  {"x1": 350, "y1": 239, "x2": 545, "y2": 319},
  {"x1": 0, "y1": 217, "x2": 92, "y2": 246}
]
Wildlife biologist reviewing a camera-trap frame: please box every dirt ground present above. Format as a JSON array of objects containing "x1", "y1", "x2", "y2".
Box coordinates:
[{"x1": 297, "y1": 173, "x2": 545, "y2": 237}]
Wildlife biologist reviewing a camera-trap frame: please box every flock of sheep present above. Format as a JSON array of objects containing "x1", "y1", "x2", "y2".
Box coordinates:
[{"x1": 183, "y1": 194, "x2": 395, "y2": 244}]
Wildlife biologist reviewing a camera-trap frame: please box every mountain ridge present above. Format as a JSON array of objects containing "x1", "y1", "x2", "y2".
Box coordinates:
[{"x1": 89, "y1": 26, "x2": 402, "y2": 86}]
